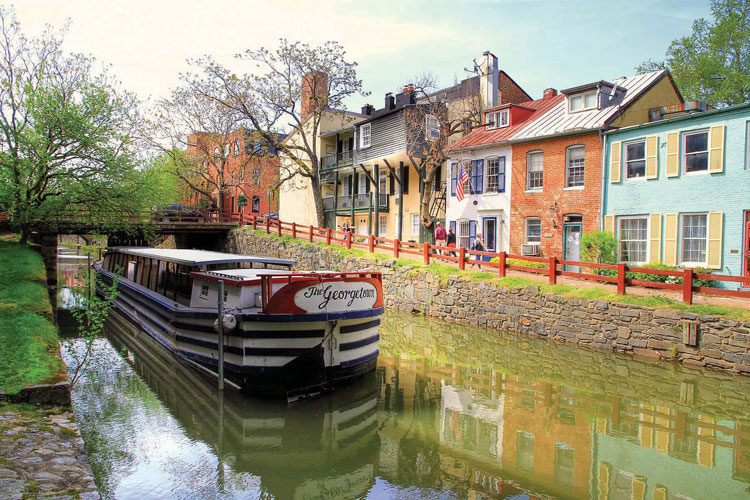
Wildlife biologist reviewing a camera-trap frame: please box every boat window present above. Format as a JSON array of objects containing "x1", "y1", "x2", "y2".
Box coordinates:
[{"x1": 200, "y1": 284, "x2": 209, "y2": 299}]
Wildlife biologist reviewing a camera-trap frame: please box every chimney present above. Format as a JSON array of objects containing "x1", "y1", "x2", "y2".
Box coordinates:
[
  {"x1": 479, "y1": 51, "x2": 498, "y2": 110},
  {"x1": 301, "y1": 71, "x2": 329, "y2": 121},
  {"x1": 543, "y1": 88, "x2": 558, "y2": 99},
  {"x1": 385, "y1": 92, "x2": 395, "y2": 110},
  {"x1": 361, "y1": 104, "x2": 374, "y2": 116}
]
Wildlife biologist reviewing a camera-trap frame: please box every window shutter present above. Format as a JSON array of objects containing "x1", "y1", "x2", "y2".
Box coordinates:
[
  {"x1": 389, "y1": 171, "x2": 395, "y2": 195},
  {"x1": 610, "y1": 141, "x2": 621, "y2": 183},
  {"x1": 353, "y1": 172, "x2": 359, "y2": 194},
  {"x1": 664, "y1": 213, "x2": 678, "y2": 266},
  {"x1": 646, "y1": 135, "x2": 659, "y2": 179},
  {"x1": 472, "y1": 159, "x2": 484, "y2": 194},
  {"x1": 649, "y1": 213, "x2": 662, "y2": 263},
  {"x1": 450, "y1": 163, "x2": 457, "y2": 197},
  {"x1": 666, "y1": 132, "x2": 679, "y2": 177},
  {"x1": 709, "y1": 125, "x2": 725, "y2": 174},
  {"x1": 469, "y1": 220, "x2": 477, "y2": 248},
  {"x1": 707, "y1": 211, "x2": 723, "y2": 269},
  {"x1": 498, "y1": 157, "x2": 506, "y2": 193},
  {"x1": 604, "y1": 215, "x2": 615, "y2": 234},
  {"x1": 402, "y1": 166, "x2": 409, "y2": 195}
]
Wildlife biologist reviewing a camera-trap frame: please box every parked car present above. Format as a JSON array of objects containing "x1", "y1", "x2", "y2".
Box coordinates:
[{"x1": 153, "y1": 204, "x2": 205, "y2": 222}]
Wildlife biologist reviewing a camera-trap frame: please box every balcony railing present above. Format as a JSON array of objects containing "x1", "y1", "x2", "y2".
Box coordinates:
[
  {"x1": 321, "y1": 150, "x2": 353, "y2": 170},
  {"x1": 322, "y1": 193, "x2": 389, "y2": 212}
]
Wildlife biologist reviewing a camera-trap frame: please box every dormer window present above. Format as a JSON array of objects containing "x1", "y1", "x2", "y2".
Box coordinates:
[
  {"x1": 486, "y1": 109, "x2": 509, "y2": 130},
  {"x1": 569, "y1": 91, "x2": 597, "y2": 112}
]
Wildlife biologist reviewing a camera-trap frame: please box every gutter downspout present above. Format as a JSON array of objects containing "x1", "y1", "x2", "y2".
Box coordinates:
[{"x1": 599, "y1": 128, "x2": 607, "y2": 232}]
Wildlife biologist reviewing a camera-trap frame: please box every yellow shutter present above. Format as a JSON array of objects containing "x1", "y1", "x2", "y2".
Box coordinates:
[
  {"x1": 664, "y1": 214, "x2": 678, "y2": 266},
  {"x1": 610, "y1": 141, "x2": 621, "y2": 183},
  {"x1": 707, "y1": 212, "x2": 723, "y2": 269},
  {"x1": 604, "y1": 215, "x2": 615, "y2": 235},
  {"x1": 653, "y1": 486, "x2": 667, "y2": 500},
  {"x1": 666, "y1": 132, "x2": 679, "y2": 177},
  {"x1": 646, "y1": 135, "x2": 659, "y2": 179},
  {"x1": 598, "y1": 462, "x2": 611, "y2": 500},
  {"x1": 709, "y1": 125, "x2": 725, "y2": 174},
  {"x1": 649, "y1": 214, "x2": 662, "y2": 263},
  {"x1": 631, "y1": 476, "x2": 647, "y2": 500}
]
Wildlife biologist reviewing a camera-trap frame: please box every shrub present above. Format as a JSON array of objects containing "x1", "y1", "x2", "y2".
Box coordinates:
[
  {"x1": 489, "y1": 257, "x2": 546, "y2": 269},
  {"x1": 580, "y1": 231, "x2": 617, "y2": 275},
  {"x1": 626, "y1": 262, "x2": 682, "y2": 284},
  {"x1": 692, "y1": 267, "x2": 717, "y2": 288}
]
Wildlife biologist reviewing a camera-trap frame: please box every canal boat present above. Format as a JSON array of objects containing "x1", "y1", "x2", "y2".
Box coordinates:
[{"x1": 95, "y1": 247, "x2": 384, "y2": 399}]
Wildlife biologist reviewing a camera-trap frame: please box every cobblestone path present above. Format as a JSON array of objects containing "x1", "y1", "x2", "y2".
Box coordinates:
[{"x1": 0, "y1": 404, "x2": 99, "y2": 500}]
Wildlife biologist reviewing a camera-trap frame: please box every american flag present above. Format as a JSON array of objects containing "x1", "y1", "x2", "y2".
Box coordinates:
[{"x1": 456, "y1": 162, "x2": 470, "y2": 201}]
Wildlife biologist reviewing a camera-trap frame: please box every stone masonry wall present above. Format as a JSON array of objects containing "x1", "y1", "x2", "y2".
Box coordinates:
[{"x1": 224, "y1": 229, "x2": 750, "y2": 375}]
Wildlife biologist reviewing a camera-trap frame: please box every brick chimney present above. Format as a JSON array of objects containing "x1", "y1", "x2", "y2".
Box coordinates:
[
  {"x1": 361, "y1": 104, "x2": 374, "y2": 116},
  {"x1": 385, "y1": 92, "x2": 395, "y2": 110},
  {"x1": 543, "y1": 88, "x2": 558, "y2": 99},
  {"x1": 301, "y1": 71, "x2": 329, "y2": 121}
]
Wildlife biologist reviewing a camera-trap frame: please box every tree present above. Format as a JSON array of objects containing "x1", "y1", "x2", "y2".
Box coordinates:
[
  {"x1": 149, "y1": 85, "x2": 265, "y2": 213},
  {"x1": 404, "y1": 73, "x2": 481, "y2": 230},
  {"x1": 184, "y1": 39, "x2": 367, "y2": 226},
  {"x1": 0, "y1": 7, "x2": 147, "y2": 243},
  {"x1": 639, "y1": 0, "x2": 750, "y2": 106}
]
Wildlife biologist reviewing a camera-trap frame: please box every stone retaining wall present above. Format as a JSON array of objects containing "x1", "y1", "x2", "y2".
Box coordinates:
[{"x1": 224, "y1": 229, "x2": 750, "y2": 375}]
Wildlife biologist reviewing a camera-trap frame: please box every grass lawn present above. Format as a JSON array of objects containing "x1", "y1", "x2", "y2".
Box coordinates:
[{"x1": 0, "y1": 240, "x2": 64, "y2": 395}]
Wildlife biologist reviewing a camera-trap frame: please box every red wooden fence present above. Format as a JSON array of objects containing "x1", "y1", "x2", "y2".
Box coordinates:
[{"x1": 240, "y1": 214, "x2": 750, "y2": 305}]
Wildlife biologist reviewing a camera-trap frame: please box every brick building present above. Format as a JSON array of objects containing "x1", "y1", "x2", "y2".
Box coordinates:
[{"x1": 186, "y1": 129, "x2": 281, "y2": 217}]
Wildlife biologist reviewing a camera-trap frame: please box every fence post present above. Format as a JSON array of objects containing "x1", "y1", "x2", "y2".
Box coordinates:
[
  {"x1": 326, "y1": 228, "x2": 332, "y2": 246},
  {"x1": 424, "y1": 242, "x2": 430, "y2": 265},
  {"x1": 617, "y1": 262, "x2": 627, "y2": 295},
  {"x1": 277, "y1": 219, "x2": 282, "y2": 236},
  {"x1": 498, "y1": 251, "x2": 507, "y2": 278},
  {"x1": 309, "y1": 224, "x2": 314, "y2": 243},
  {"x1": 683, "y1": 268, "x2": 694, "y2": 305},
  {"x1": 346, "y1": 231, "x2": 352, "y2": 249},
  {"x1": 369, "y1": 234, "x2": 375, "y2": 253},
  {"x1": 459, "y1": 247, "x2": 466, "y2": 271},
  {"x1": 265, "y1": 217, "x2": 270, "y2": 234},
  {"x1": 292, "y1": 222, "x2": 296, "y2": 239},
  {"x1": 252, "y1": 215, "x2": 257, "y2": 230},
  {"x1": 394, "y1": 239, "x2": 400, "y2": 259},
  {"x1": 548, "y1": 256, "x2": 557, "y2": 284}
]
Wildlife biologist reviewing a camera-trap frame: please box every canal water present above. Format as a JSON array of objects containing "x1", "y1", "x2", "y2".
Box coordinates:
[{"x1": 56, "y1": 250, "x2": 750, "y2": 499}]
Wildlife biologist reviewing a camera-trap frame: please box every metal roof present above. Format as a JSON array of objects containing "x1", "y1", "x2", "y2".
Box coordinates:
[
  {"x1": 511, "y1": 70, "x2": 669, "y2": 141},
  {"x1": 108, "y1": 247, "x2": 296, "y2": 267}
]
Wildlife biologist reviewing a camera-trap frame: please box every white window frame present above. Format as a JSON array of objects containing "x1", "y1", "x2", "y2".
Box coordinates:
[
  {"x1": 425, "y1": 114, "x2": 440, "y2": 141},
  {"x1": 485, "y1": 157, "x2": 499, "y2": 193},
  {"x1": 565, "y1": 145, "x2": 585, "y2": 188},
  {"x1": 568, "y1": 91, "x2": 597, "y2": 112},
  {"x1": 360, "y1": 123, "x2": 371, "y2": 149},
  {"x1": 624, "y1": 139, "x2": 646, "y2": 180},
  {"x1": 682, "y1": 129, "x2": 709, "y2": 175},
  {"x1": 617, "y1": 216, "x2": 649, "y2": 264},
  {"x1": 200, "y1": 284, "x2": 209, "y2": 299},
  {"x1": 359, "y1": 173, "x2": 368, "y2": 194},
  {"x1": 342, "y1": 175, "x2": 351, "y2": 196},
  {"x1": 378, "y1": 215, "x2": 387, "y2": 237},
  {"x1": 457, "y1": 219, "x2": 471, "y2": 249},
  {"x1": 680, "y1": 212, "x2": 708, "y2": 266},
  {"x1": 486, "y1": 109, "x2": 509, "y2": 130},
  {"x1": 526, "y1": 151, "x2": 543, "y2": 191},
  {"x1": 411, "y1": 214, "x2": 420, "y2": 236},
  {"x1": 525, "y1": 217, "x2": 542, "y2": 244}
]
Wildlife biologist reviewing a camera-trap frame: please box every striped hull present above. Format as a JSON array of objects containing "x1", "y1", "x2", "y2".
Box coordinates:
[{"x1": 96, "y1": 269, "x2": 383, "y2": 397}]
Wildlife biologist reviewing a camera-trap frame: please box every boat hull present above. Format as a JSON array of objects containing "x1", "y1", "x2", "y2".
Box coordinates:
[{"x1": 96, "y1": 269, "x2": 382, "y2": 398}]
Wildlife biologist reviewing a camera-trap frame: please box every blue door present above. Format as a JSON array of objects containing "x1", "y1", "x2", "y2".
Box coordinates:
[{"x1": 563, "y1": 223, "x2": 582, "y2": 272}]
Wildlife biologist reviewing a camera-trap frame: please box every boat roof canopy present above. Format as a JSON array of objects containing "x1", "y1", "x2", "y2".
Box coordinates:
[{"x1": 108, "y1": 247, "x2": 296, "y2": 267}]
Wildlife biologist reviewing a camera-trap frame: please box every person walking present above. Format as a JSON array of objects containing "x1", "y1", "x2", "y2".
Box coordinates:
[
  {"x1": 471, "y1": 232, "x2": 485, "y2": 269},
  {"x1": 447, "y1": 227, "x2": 456, "y2": 257},
  {"x1": 434, "y1": 221, "x2": 446, "y2": 255},
  {"x1": 340, "y1": 219, "x2": 351, "y2": 240}
]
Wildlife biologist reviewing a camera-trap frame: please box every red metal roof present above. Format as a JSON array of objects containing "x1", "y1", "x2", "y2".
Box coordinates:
[{"x1": 448, "y1": 94, "x2": 565, "y2": 150}]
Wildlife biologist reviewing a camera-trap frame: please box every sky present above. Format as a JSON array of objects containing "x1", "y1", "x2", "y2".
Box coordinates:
[{"x1": 11, "y1": 0, "x2": 712, "y2": 110}]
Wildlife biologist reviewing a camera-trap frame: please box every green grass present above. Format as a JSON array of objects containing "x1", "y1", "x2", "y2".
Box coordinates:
[
  {"x1": 248, "y1": 229, "x2": 750, "y2": 322},
  {"x1": 0, "y1": 241, "x2": 64, "y2": 394}
]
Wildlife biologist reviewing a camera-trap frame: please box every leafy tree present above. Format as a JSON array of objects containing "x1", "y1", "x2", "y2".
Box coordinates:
[
  {"x1": 639, "y1": 0, "x2": 750, "y2": 106},
  {"x1": 0, "y1": 7, "x2": 147, "y2": 243},
  {"x1": 185, "y1": 39, "x2": 367, "y2": 226},
  {"x1": 580, "y1": 230, "x2": 617, "y2": 271}
]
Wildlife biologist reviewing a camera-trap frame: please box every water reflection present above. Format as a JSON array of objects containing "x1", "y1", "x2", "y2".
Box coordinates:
[{"x1": 58, "y1": 245, "x2": 750, "y2": 499}]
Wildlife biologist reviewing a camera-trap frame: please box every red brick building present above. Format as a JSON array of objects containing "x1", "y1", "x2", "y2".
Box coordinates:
[{"x1": 186, "y1": 129, "x2": 280, "y2": 217}]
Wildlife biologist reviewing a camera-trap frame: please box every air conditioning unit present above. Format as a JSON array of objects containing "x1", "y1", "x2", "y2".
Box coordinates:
[{"x1": 521, "y1": 244, "x2": 540, "y2": 256}]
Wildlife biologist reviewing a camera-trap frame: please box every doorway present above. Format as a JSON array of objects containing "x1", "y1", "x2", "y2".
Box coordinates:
[
  {"x1": 744, "y1": 211, "x2": 750, "y2": 287},
  {"x1": 563, "y1": 216, "x2": 582, "y2": 273},
  {"x1": 483, "y1": 217, "x2": 497, "y2": 252}
]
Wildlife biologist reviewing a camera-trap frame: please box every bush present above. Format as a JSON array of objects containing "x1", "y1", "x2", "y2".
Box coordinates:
[
  {"x1": 580, "y1": 231, "x2": 617, "y2": 275},
  {"x1": 693, "y1": 267, "x2": 717, "y2": 288},
  {"x1": 626, "y1": 262, "x2": 682, "y2": 284},
  {"x1": 489, "y1": 257, "x2": 546, "y2": 269}
]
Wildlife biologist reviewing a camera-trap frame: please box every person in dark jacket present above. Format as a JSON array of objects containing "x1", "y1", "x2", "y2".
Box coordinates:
[{"x1": 446, "y1": 227, "x2": 456, "y2": 257}]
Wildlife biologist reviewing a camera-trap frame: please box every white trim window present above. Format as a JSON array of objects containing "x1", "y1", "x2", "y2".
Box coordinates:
[
  {"x1": 625, "y1": 140, "x2": 646, "y2": 179},
  {"x1": 360, "y1": 123, "x2": 371, "y2": 149},
  {"x1": 568, "y1": 91, "x2": 597, "y2": 112},
  {"x1": 565, "y1": 145, "x2": 585, "y2": 188},
  {"x1": 486, "y1": 109, "x2": 509, "y2": 130},
  {"x1": 683, "y1": 130, "x2": 709, "y2": 173},
  {"x1": 525, "y1": 217, "x2": 542, "y2": 244},
  {"x1": 458, "y1": 219, "x2": 471, "y2": 249},
  {"x1": 342, "y1": 175, "x2": 351, "y2": 196},
  {"x1": 411, "y1": 214, "x2": 420, "y2": 236},
  {"x1": 681, "y1": 213, "x2": 708, "y2": 265},
  {"x1": 485, "y1": 157, "x2": 499, "y2": 193},
  {"x1": 618, "y1": 217, "x2": 648, "y2": 263},
  {"x1": 359, "y1": 173, "x2": 368, "y2": 194},
  {"x1": 526, "y1": 151, "x2": 543, "y2": 190},
  {"x1": 425, "y1": 114, "x2": 440, "y2": 141},
  {"x1": 378, "y1": 215, "x2": 387, "y2": 237}
]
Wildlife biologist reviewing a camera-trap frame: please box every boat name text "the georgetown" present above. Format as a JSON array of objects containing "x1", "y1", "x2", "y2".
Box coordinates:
[{"x1": 294, "y1": 281, "x2": 378, "y2": 313}]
